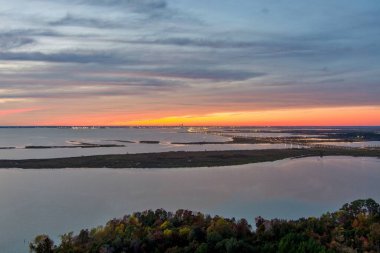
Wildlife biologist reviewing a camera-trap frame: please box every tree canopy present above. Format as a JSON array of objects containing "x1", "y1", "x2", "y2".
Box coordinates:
[{"x1": 30, "y1": 199, "x2": 380, "y2": 253}]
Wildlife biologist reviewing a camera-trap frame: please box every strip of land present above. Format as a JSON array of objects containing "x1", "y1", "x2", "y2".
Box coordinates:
[
  {"x1": 0, "y1": 148, "x2": 379, "y2": 169},
  {"x1": 24, "y1": 144, "x2": 125, "y2": 149},
  {"x1": 172, "y1": 136, "x2": 380, "y2": 145}
]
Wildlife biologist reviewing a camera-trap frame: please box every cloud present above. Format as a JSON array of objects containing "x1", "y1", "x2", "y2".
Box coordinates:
[
  {"x1": 0, "y1": 29, "x2": 69, "y2": 51},
  {"x1": 0, "y1": 51, "x2": 130, "y2": 64},
  {"x1": 0, "y1": 98, "x2": 29, "y2": 103},
  {"x1": 0, "y1": 34, "x2": 34, "y2": 50},
  {"x1": 0, "y1": 29, "x2": 62, "y2": 37},
  {"x1": 144, "y1": 68, "x2": 266, "y2": 81},
  {"x1": 1, "y1": 0, "x2": 379, "y2": 125},
  {"x1": 121, "y1": 37, "x2": 269, "y2": 49},
  {"x1": 78, "y1": 0, "x2": 167, "y2": 10},
  {"x1": 49, "y1": 14, "x2": 121, "y2": 28},
  {"x1": 70, "y1": 0, "x2": 198, "y2": 23},
  {"x1": 64, "y1": 0, "x2": 169, "y2": 18},
  {"x1": 0, "y1": 108, "x2": 41, "y2": 117}
]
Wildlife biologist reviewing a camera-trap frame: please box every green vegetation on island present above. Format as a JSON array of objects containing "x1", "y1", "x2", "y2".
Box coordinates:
[{"x1": 30, "y1": 199, "x2": 380, "y2": 253}]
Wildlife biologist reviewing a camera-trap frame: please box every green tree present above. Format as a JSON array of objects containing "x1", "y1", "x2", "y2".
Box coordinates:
[{"x1": 195, "y1": 243, "x2": 208, "y2": 253}]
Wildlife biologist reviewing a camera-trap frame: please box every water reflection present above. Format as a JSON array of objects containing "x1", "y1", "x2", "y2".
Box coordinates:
[{"x1": 0, "y1": 156, "x2": 379, "y2": 252}]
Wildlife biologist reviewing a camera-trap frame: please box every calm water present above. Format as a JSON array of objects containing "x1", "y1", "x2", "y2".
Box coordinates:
[
  {"x1": 0, "y1": 128, "x2": 300, "y2": 159},
  {"x1": 315, "y1": 141, "x2": 380, "y2": 148},
  {"x1": 0, "y1": 156, "x2": 379, "y2": 253},
  {"x1": 222, "y1": 132, "x2": 322, "y2": 138}
]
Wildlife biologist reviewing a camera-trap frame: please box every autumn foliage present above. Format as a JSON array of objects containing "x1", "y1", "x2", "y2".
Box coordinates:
[{"x1": 30, "y1": 199, "x2": 380, "y2": 253}]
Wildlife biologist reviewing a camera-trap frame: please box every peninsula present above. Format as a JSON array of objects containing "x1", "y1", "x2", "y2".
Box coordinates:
[{"x1": 1, "y1": 147, "x2": 379, "y2": 169}]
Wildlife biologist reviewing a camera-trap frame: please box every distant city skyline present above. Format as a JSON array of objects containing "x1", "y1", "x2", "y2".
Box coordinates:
[{"x1": 1, "y1": 0, "x2": 379, "y2": 126}]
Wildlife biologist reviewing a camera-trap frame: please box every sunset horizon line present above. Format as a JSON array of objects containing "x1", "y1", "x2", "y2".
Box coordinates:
[{"x1": 1, "y1": 124, "x2": 379, "y2": 127}]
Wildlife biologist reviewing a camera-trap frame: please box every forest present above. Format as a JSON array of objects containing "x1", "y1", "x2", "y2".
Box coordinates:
[{"x1": 30, "y1": 199, "x2": 380, "y2": 253}]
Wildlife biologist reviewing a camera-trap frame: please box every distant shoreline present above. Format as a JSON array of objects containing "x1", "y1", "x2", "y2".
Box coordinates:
[{"x1": 0, "y1": 148, "x2": 379, "y2": 169}]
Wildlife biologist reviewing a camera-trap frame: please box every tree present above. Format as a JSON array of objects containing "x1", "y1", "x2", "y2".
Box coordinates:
[
  {"x1": 29, "y1": 235, "x2": 54, "y2": 253},
  {"x1": 370, "y1": 223, "x2": 380, "y2": 252}
]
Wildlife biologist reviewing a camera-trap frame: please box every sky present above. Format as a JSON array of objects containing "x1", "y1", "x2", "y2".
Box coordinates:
[{"x1": 0, "y1": 0, "x2": 379, "y2": 126}]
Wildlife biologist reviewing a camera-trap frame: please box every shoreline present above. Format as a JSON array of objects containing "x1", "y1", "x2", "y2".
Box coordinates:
[{"x1": 0, "y1": 148, "x2": 379, "y2": 169}]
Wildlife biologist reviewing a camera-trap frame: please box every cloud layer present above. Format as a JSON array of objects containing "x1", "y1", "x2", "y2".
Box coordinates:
[{"x1": 0, "y1": 0, "x2": 379, "y2": 125}]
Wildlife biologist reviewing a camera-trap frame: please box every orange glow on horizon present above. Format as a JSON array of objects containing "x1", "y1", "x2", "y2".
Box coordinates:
[
  {"x1": 119, "y1": 106, "x2": 380, "y2": 126},
  {"x1": 7, "y1": 106, "x2": 379, "y2": 126},
  {"x1": 0, "y1": 108, "x2": 40, "y2": 117}
]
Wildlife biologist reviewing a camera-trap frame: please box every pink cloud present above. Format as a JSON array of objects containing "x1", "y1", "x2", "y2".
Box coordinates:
[{"x1": 0, "y1": 108, "x2": 41, "y2": 117}]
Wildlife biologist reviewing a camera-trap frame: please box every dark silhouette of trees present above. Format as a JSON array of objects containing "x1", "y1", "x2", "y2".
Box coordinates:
[{"x1": 29, "y1": 235, "x2": 54, "y2": 253}]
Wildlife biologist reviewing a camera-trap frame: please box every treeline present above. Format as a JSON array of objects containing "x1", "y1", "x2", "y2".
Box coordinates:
[{"x1": 30, "y1": 199, "x2": 380, "y2": 253}]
